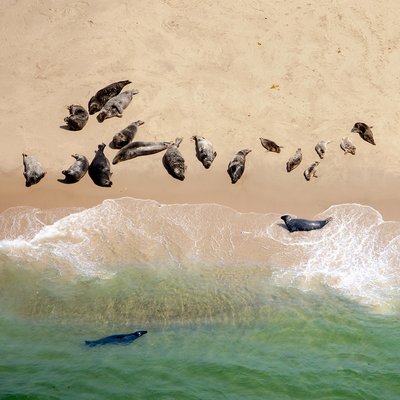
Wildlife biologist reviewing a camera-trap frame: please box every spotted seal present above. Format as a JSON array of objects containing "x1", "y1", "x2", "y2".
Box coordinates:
[
  {"x1": 281, "y1": 215, "x2": 333, "y2": 232},
  {"x1": 110, "y1": 120, "x2": 145, "y2": 149},
  {"x1": 314, "y1": 140, "x2": 332, "y2": 159},
  {"x1": 85, "y1": 330, "x2": 147, "y2": 347},
  {"x1": 351, "y1": 122, "x2": 375, "y2": 145},
  {"x1": 58, "y1": 154, "x2": 89, "y2": 184},
  {"x1": 286, "y1": 148, "x2": 302, "y2": 172},
  {"x1": 88, "y1": 143, "x2": 113, "y2": 187},
  {"x1": 259, "y1": 137, "x2": 282, "y2": 153},
  {"x1": 63, "y1": 105, "x2": 89, "y2": 131},
  {"x1": 340, "y1": 137, "x2": 356, "y2": 155},
  {"x1": 227, "y1": 149, "x2": 251, "y2": 184},
  {"x1": 303, "y1": 161, "x2": 320, "y2": 181},
  {"x1": 88, "y1": 80, "x2": 131, "y2": 115},
  {"x1": 191, "y1": 135, "x2": 217, "y2": 169},
  {"x1": 96, "y1": 89, "x2": 139, "y2": 123},
  {"x1": 22, "y1": 153, "x2": 46, "y2": 187},
  {"x1": 162, "y1": 137, "x2": 186, "y2": 181},
  {"x1": 112, "y1": 140, "x2": 172, "y2": 165}
]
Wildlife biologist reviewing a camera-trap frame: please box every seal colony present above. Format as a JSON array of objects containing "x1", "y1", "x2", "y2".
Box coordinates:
[{"x1": 21, "y1": 78, "x2": 379, "y2": 230}]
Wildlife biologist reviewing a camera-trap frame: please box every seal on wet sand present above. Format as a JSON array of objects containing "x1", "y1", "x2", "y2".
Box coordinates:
[
  {"x1": 351, "y1": 122, "x2": 376, "y2": 145},
  {"x1": 88, "y1": 143, "x2": 113, "y2": 187},
  {"x1": 227, "y1": 149, "x2": 251, "y2": 184},
  {"x1": 286, "y1": 148, "x2": 302, "y2": 172},
  {"x1": 315, "y1": 140, "x2": 332, "y2": 159},
  {"x1": 110, "y1": 120, "x2": 145, "y2": 149},
  {"x1": 259, "y1": 137, "x2": 282, "y2": 153},
  {"x1": 22, "y1": 153, "x2": 46, "y2": 187},
  {"x1": 280, "y1": 215, "x2": 333, "y2": 232},
  {"x1": 112, "y1": 140, "x2": 172, "y2": 165},
  {"x1": 303, "y1": 161, "x2": 320, "y2": 181},
  {"x1": 96, "y1": 89, "x2": 139, "y2": 123},
  {"x1": 191, "y1": 135, "x2": 217, "y2": 169},
  {"x1": 88, "y1": 80, "x2": 132, "y2": 115},
  {"x1": 340, "y1": 137, "x2": 356, "y2": 155},
  {"x1": 162, "y1": 137, "x2": 186, "y2": 181},
  {"x1": 85, "y1": 330, "x2": 147, "y2": 347},
  {"x1": 63, "y1": 105, "x2": 89, "y2": 131},
  {"x1": 58, "y1": 154, "x2": 89, "y2": 184}
]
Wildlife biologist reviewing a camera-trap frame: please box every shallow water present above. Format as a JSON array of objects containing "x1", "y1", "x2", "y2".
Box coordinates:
[{"x1": 1, "y1": 199, "x2": 400, "y2": 399}]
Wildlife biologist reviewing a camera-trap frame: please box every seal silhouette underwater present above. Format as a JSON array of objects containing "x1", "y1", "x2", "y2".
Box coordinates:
[
  {"x1": 280, "y1": 215, "x2": 333, "y2": 232},
  {"x1": 85, "y1": 330, "x2": 147, "y2": 347}
]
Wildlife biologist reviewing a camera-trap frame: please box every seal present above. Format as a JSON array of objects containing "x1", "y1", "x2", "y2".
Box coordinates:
[
  {"x1": 280, "y1": 215, "x2": 333, "y2": 232},
  {"x1": 303, "y1": 161, "x2": 320, "y2": 181},
  {"x1": 88, "y1": 80, "x2": 132, "y2": 115},
  {"x1": 96, "y1": 89, "x2": 139, "y2": 123},
  {"x1": 22, "y1": 153, "x2": 46, "y2": 187},
  {"x1": 191, "y1": 135, "x2": 217, "y2": 169},
  {"x1": 58, "y1": 154, "x2": 89, "y2": 184},
  {"x1": 314, "y1": 140, "x2": 332, "y2": 159},
  {"x1": 227, "y1": 149, "x2": 251, "y2": 184},
  {"x1": 85, "y1": 330, "x2": 147, "y2": 347},
  {"x1": 112, "y1": 140, "x2": 172, "y2": 165},
  {"x1": 162, "y1": 137, "x2": 186, "y2": 181},
  {"x1": 63, "y1": 104, "x2": 89, "y2": 131},
  {"x1": 88, "y1": 143, "x2": 113, "y2": 187},
  {"x1": 340, "y1": 137, "x2": 356, "y2": 155},
  {"x1": 351, "y1": 122, "x2": 375, "y2": 145},
  {"x1": 110, "y1": 120, "x2": 145, "y2": 149},
  {"x1": 259, "y1": 137, "x2": 282, "y2": 153},
  {"x1": 286, "y1": 148, "x2": 302, "y2": 172}
]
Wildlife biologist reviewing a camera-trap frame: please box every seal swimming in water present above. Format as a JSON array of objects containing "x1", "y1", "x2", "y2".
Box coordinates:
[
  {"x1": 96, "y1": 89, "x2": 139, "y2": 123},
  {"x1": 227, "y1": 149, "x2": 251, "y2": 184},
  {"x1": 286, "y1": 148, "x2": 302, "y2": 172},
  {"x1": 351, "y1": 122, "x2": 376, "y2": 145},
  {"x1": 63, "y1": 105, "x2": 89, "y2": 131},
  {"x1": 259, "y1": 137, "x2": 282, "y2": 153},
  {"x1": 281, "y1": 215, "x2": 333, "y2": 232},
  {"x1": 58, "y1": 154, "x2": 89, "y2": 184},
  {"x1": 162, "y1": 137, "x2": 186, "y2": 181},
  {"x1": 88, "y1": 80, "x2": 132, "y2": 115},
  {"x1": 112, "y1": 140, "x2": 172, "y2": 165},
  {"x1": 303, "y1": 161, "x2": 320, "y2": 181},
  {"x1": 88, "y1": 143, "x2": 113, "y2": 187},
  {"x1": 22, "y1": 153, "x2": 46, "y2": 187},
  {"x1": 110, "y1": 120, "x2": 145, "y2": 149},
  {"x1": 85, "y1": 330, "x2": 147, "y2": 347},
  {"x1": 315, "y1": 140, "x2": 332, "y2": 159},
  {"x1": 340, "y1": 137, "x2": 356, "y2": 155},
  {"x1": 191, "y1": 135, "x2": 217, "y2": 169}
]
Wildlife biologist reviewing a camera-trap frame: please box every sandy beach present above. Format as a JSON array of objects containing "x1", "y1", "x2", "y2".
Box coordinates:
[{"x1": 1, "y1": 0, "x2": 399, "y2": 220}]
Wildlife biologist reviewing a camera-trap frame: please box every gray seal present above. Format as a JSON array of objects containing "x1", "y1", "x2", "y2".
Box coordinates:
[
  {"x1": 286, "y1": 148, "x2": 302, "y2": 172},
  {"x1": 281, "y1": 215, "x2": 333, "y2": 232},
  {"x1": 58, "y1": 154, "x2": 89, "y2": 184},
  {"x1": 162, "y1": 137, "x2": 186, "y2": 181},
  {"x1": 112, "y1": 140, "x2": 172, "y2": 165},
  {"x1": 259, "y1": 137, "x2": 282, "y2": 153},
  {"x1": 227, "y1": 149, "x2": 251, "y2": 184},
  {"x1": 191, "y1": 135, "x2": 217, "y2": 169},
  {"x1": 88, "y1": 143, "x2": 113, "y2": 187},
  {"x1": 88, "y1": 80, "x2": 131, "y2": 115},
  {"x1": 314, "y1": 140, "x2": 332, "y2": 159},
  {"x1": 96, "y1": 89, "x2": 139, "y2": 123},
  {"x1": 110, "y1": 120, "x2": 145, "y2": 149},
  {"x1": 63, "y1": 105, "x2": 89, "y2": 131},
  {"x1": 303, "y1": 161, "x2": 319, "y2": 181},
  {"x1": 22, "y1": 153, "x2": 46, "y2": 187},
  {"x1": 340, "y1": 137, "x2": 356, "y2": 155},
  {"x1": 351, "y1": 122, "x2": 375, "y2": 145},
  {"x1": 85, "y1": 330, "x2": 147, "y2": 347}
]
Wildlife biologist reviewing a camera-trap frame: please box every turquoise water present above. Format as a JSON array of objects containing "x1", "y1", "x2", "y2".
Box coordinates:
[{"x1": 1, "y1": 200, "x2": 399, "y2": 399}]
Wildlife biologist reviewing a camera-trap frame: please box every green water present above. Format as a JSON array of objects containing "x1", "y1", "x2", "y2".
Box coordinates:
[{"x1": 1, "y1": 268, "x2": 400, "y2": 399}]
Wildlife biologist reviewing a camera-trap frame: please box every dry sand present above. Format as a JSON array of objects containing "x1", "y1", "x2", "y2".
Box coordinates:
[{"x1": 1, "y1": 0, "x2": 399, "y2": 220}]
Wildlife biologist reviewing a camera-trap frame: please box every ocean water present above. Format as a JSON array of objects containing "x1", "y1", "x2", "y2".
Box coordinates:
[{"x1": 0, "y1": 199, "x2": 399, "y2": 399}]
